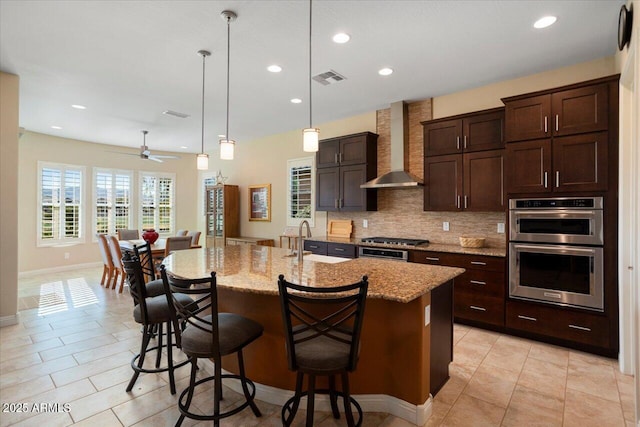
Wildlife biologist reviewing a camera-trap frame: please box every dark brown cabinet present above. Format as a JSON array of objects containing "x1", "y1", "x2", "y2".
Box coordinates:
[
  {"x1": 409, "y1": 251, "x2": 506, "y2": 328},
  {"x1": 423, "y1": 108, "x2": 504, "y2": 156},
  {"x1": 304, "y1": 240, "x2": 357, "y2": 259},
  {"x1": 504, "y1": 83, "x2": 609, "y2": 142},
  {"x1": 316, "y1": 132, "x2": 378, "y2": 212},
  {"x1": 423, "y1": 109, "x2": 505, "y2": 212},
  {"x1": 424, "y1": 150, "x2": 504, "y2": 211},
  {"x1": 505, "y1": 132, "x2": 608, "y2": 194}
]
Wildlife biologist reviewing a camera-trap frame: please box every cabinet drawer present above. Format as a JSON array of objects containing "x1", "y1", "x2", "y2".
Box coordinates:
[
  {"x1": 456, "y1": 270, "x2": 505, "y2": 298},
  {"x1": 506, "y1": 300, "x2": 609, "y2": 348},
  {"x1": 303, "y1": 240, "x2": 328, "y2": 255},
  {"x1": 454, "y1": 293, "x2": 504, "y2": 326},
  {"x1": 409, "y1": 251, "x2": 461, "y2": 266},
  {"x1": 327, "y1": 242, "x2": 357, "y2": 258}
]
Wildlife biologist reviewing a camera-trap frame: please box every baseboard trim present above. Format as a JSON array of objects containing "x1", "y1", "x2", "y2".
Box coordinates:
[
  {"x1": 18, "y1": 262, "x2": 102, "y2": 278},
  {"x1": 0, "y1": 313, "x2": 20, "y2": 327},
  {"x1": 198, "y1": 360, "x2": 432, "y2": 425}
]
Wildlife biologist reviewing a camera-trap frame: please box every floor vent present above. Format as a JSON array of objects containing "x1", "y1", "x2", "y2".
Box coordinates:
[
  {"x1": 162, "y1": 110, "x2": 190, "y2": 119},
  {"x1": 312, "y1": 70, "x2": 347, "y2": 86}
]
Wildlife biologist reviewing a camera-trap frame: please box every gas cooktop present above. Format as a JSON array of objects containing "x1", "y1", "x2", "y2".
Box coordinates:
[{"x1": 360, "y1": 237, "x2": 430, "y2": 246}]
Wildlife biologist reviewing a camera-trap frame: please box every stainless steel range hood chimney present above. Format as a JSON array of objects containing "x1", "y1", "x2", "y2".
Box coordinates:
[{"x1": 360, "y1": 101, "x2": 423, "y2": 188}]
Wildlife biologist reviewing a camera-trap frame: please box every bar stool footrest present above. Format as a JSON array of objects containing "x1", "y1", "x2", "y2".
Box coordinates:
[
  {"x1": 129, "y1": 343, "x2": 190, "y2": 375},
  {"x1": 281, "y1": 388, "x2": 363, "y2": 427}
]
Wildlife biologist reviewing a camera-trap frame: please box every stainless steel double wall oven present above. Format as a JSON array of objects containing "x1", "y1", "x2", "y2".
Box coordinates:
[{"x1": 508, "y1": 197, "x2": 604, "y2": 311}]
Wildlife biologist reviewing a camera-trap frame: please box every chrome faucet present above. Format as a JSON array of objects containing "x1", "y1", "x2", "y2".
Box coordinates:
[{"x1": 298, "y1": 220, "x2": 312, "y2": 262}]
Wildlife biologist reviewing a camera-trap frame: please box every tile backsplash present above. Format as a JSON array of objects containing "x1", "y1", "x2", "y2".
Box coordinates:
[{"x1": 329, "y1": 188, "x2": 507, "y2": 248}]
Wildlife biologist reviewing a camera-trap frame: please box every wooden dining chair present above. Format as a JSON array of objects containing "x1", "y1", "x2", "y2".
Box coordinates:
[
  {"x1": 186, "y1": 231, "x2": 201, "y2": 247},
  {"x1": 164, "y1": 236, "x2": 193, "y2": 257},
  {"x1": 176, "y1": 229, "x2": 188, "y2": 237},
  {"x1": 107, "y1": 234, "x2": 126, "y2": 293},
  {"x1": 118, "y1": 229, "x2": 140, "y2": 240},
  {"x1": 97, "y1": 234, "x2": 115, "y2": 287}
]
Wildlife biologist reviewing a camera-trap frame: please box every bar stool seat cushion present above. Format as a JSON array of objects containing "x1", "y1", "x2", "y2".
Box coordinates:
[
  {"x1": 145, "y1": 279, "x2": 166, "y2": 298},
  {"x1": 133, "y1": 293, "x2": 195, "y2": 324},
  {"x1": 181, "y1": 313, "x2": 263, "y2": 358},
  {"x1": 294, "y1": 329, "x2": 352, "y2": 373}
]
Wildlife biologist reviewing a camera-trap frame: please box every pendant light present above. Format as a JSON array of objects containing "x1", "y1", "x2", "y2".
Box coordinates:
[
  {"x1": 220, "y1": 10, "x2": 237, "y2": 160},
  {"x1": 196, "y1": 49, "x2": 211, "y2": 170},
  {"x1": 303, "y1": 0, "x2": 319, "y2": 152}
]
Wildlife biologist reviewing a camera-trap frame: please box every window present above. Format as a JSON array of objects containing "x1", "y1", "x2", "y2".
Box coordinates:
[
  {"x1": 38, "y1": 162, "x2": 85, "y2": 246},
  {"x1": 140, "y1": 172, "x2": 175, "y2": 234},
  {"x1": 93, "y1": 168, "x2": 133, "y2": 237},
  {"x1": 287, "y1": 157, "x2": 314, "y2": 226}
]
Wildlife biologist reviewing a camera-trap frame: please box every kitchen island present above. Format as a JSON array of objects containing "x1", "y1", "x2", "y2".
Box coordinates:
[{"x1": 163, "y1": 245, "x2": 464, "y2": 425}]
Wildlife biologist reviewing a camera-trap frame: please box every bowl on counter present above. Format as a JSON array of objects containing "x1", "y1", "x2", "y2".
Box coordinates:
[{"x1": 459, "y1": 236, "x2": 486, "y2": 248}]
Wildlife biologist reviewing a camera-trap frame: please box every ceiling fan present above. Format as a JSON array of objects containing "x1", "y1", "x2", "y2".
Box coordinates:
[{"x1": 111, "y1": 130, "x2": 180, "y2": 163}]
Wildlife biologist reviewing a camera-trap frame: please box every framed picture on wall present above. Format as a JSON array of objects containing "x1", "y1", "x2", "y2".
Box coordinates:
[{"x1": 248, "y1": 184, "x2": 271, "y2": 221}]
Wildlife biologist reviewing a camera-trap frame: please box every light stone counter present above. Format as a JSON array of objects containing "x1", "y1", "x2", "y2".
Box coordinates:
[{"x1": 162, "y1": 245, "x2": 464, "y2": 304}]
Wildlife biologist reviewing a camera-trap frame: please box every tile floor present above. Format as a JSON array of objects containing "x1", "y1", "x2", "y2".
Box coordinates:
[{"x1": 0, "y1": 267, "x2": 636, "y2": 426}]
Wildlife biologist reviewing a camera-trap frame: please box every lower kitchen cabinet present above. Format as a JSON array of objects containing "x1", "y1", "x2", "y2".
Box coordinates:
[
  {"x1": 506, "y1": 300, "x2": 610, "y2": 349},
  {"x1": 304, "y1": 240, "x2": 357, "y2": 259},
  {"x1": 409, "y1": 250, "x2": 506, "y2": 327}
]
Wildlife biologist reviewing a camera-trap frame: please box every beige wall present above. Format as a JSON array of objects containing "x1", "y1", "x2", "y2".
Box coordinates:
[
  {"x1": 0, "y1": 72, "x2": 20, "y2": 322},
  {"x1": 18, "y1": 131, "x2": 201, "y2": 272}
]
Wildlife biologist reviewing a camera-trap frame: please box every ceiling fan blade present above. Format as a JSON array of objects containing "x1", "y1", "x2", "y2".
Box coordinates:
[
  {"x1": 151, "y1": 155, "x2": 181, "y2": 159},
  {"x1": 147, "y1": 156, "x2": 164, "y2": 163},
  {"x1": 106, "y1": 151, "x2": 140, "y2": 157}
]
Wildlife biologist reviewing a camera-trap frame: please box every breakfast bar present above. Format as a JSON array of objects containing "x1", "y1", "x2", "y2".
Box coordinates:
[{"x1": 163, "y1": 245, "x2": 464, "y2": 424}]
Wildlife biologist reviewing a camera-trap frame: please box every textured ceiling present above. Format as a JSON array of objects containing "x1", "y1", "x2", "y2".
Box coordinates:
[{"x1": 0, "y1": 0, "x2": 623, "y2": 154}]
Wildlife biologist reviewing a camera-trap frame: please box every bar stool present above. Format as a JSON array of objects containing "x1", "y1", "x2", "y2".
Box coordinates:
[
  {"x1": 121, "y1": 252, "x2": 196, "y2": 394},
  {"x1": 277, "y1": 274, "x2": 369, "y2": 427},
  {"x1": 132, "y1": 241, "x2": 165, "y2": 297},
  {"x1": 160, "y1": 265, "x2": 263, "y2": 426}
]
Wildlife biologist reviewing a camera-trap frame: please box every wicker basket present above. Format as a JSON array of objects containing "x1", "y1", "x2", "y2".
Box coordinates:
[{"x1": 459, "y1": 236, "x2": 486, "y2": 248}]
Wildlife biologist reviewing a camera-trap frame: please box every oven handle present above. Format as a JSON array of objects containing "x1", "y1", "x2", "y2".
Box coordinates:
[
  {"x1": 512, "y1": 244, "x2": 598, "y2": 255},
  {"x1": 512, "y1": 210, "x2": 597, "y2": 216}
]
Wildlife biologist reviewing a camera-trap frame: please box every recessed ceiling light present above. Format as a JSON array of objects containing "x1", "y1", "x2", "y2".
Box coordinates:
[
  {"x1": 51, "y1": 125, "x2": 62, "y2": 129},
  {"x1": 267, "y1": 65, "x2": 282, "y2": 73},
  {"x1": 71, "y1": 104, "x2": 86, "y2": 110},
  {"x1": 290, "y1": 98, "x2": 302, "y2": 104},
  {"x1": 180, "y1": 146, "x2": 188, "y2": 149},
  {"x1": 378, "y1": 68, "x2": 393, "y2": 76},
  {"x1": 534, "y1": 16, "x2": 557, "y2": 29},
  {"x1": 218, "y1": 134, "x2": 226, "y2": 138},
  {"x1": 332, "y1": 33, "x2": 350, "y2": 44}
]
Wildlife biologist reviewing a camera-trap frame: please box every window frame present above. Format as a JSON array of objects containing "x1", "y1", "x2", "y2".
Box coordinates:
[
  {"x1": 139, "y1": 171, "x2": 176, "y2": 236},
  {"x1": 92, "y1": 167, "x2": 134, "y2": 240},
  {"x1": 286, "y1": 156, "x2": 315, "y2": 227},
  {"x1": 37, "y1": 161, "x2": 86, "y2": 247}
]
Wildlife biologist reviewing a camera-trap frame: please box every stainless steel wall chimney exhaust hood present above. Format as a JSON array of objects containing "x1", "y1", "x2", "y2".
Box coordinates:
[{"x1": 360, "y1": 101, "x2": 423, "y2": 188}]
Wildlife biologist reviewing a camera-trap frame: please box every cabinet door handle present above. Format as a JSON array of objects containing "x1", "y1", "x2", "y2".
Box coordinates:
[
  {"x1": 464, "y1": 135, "x2": 468, "y2": 149},
  {"x1": 569, "y1": 324, "x2": 591, "y2": 332},
  {"x1": 518, "y1": 315, "x2": 537, "y2": 322},
  {"x1": 334, "y1": 247, "x2": 345, "y2": 252},
  {"x1": 457, "y1": 195, "x2": 461, "y2": 209},
  {"x1": 334, "y1": 199, "x2": 339, "y2": 209},
  {"x1": 544, "y1": 171, "x2": 548, "y2": 188},
  {"x1": 425, "y1": 257, "x2": 440, "y2": 262},
  {"x1": 544, "y1": 116, "x2": 548, "y2": 133},
  {"x1": 456, "y1": 136, "x2": 460, "y2": 150},
  {"x1": 470, "y1": 261, "x2": 487, "y2": 266},
  {"x1": 555, "y1": 171, "x2": 560, "y2": 188},
  {"x1": 555, "y1": 114, "x2": 559, "y2": 132},
  {"x1": 309, "y1": 245, "x2": 319, "y2": 249},
  {"x1": 464, "y1": 195, "x2": 468, "y2": 209},
  {"x1": 469, "y1": 305, "x2": 486, "y2": 312},
  {"x1": 470, "y1": 280, "x2": 486, "y2": 286}
]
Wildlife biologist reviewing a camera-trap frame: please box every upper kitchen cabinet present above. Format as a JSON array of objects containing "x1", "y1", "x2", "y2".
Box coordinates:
[
  {"x1": 316, "y1": 132, "x2": 378, "y2": 212},
  {"x1": 504, "y1": 81, "x2": 609, "y2": 142},
  {"x1": 503, "y1": 76, "x2": 618, "y2": 195},
  {"x1": 423, "y1": 108, "x2": 504, "y2": 156},
  {"x1": 316, "y1": 132, "x2": 377, "y2": 168}
]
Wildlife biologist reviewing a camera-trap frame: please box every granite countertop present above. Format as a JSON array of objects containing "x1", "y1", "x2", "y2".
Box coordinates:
[
  {"x1": 162, "y1": 245, "x2": 464, "y2": 304},
  {"x1": 304, "y1": 236, "x2": 506, "y2": 257}
]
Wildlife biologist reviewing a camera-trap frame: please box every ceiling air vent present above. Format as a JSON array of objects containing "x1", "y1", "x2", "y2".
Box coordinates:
[
  {"x1": 312, "y1": 70, "x2": 347, "y2": 86},
  {"x1": 162, "y1": 110, "x2": 190, "y2": 119}
]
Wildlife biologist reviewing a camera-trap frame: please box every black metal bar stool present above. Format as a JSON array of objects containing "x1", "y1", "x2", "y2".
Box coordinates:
[
  {"x1": 121, "y1": 252, "x2": 196, "y2": 394},
  {"x1": 160, "y1": 265, "x2": 263, "y2": 427},
  {"x1": 277, "y1": 274, "x2": 369, "y2": 427}
]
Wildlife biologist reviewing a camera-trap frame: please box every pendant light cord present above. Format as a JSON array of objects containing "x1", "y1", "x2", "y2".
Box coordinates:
[
  {"x1": 309, "y1": 0, "x2": 313, "y2": 129},
  {"x1": 201, "y1": 53, "x2": 206, "y2": 154},
  {"x1": 225, "y1": 15, "x2": 231, "y2": 142}
]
